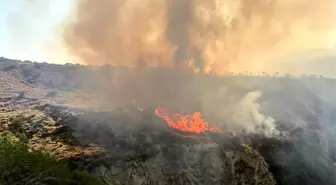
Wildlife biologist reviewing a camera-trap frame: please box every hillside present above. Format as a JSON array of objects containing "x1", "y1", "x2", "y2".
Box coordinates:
[{"x1": 0, "y1": 57, "x2": 335, "y2": 185}]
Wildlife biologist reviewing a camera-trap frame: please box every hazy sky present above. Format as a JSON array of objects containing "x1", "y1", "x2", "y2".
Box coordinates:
[{"x1": 0, "y1": 0, "x2": 72, "y2": 64}]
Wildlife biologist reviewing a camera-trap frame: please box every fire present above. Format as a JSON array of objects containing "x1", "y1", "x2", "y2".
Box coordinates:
[{"x1": 155, "y1": 107, "x2": 221, "y2": 134}]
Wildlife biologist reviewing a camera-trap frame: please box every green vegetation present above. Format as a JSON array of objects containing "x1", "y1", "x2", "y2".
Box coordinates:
[{"x1": 0, "y1": 133, "x2": 105, "y2": 185}]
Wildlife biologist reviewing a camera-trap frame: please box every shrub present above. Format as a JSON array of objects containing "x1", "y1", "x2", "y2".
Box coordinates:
[
  {"x1": 2, "y1": 64, "x2": 18, "y2": 71},
  {"x1": 19, "y1": 64, "x2": 41, "y2": 82},
  {"x1": 0, "y1": 134, "x2": 106, "y2": 185},
  {"x1": 45, "y1": 90, "x2": 58, "y2": 98}
]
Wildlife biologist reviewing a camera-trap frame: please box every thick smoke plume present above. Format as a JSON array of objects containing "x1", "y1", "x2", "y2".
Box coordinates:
[{"x1": 64, "y1": 0, "x2": 336, "y2": 74}]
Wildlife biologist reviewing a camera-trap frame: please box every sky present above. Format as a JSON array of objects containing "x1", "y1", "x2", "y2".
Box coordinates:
[{"x1": 0, "y1": 0, "x2": 73, "y2": 64}]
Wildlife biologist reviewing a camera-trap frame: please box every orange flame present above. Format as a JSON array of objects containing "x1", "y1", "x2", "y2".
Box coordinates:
[{"x1": 155, "y1": 107, "x2": 221, "y2": 134}]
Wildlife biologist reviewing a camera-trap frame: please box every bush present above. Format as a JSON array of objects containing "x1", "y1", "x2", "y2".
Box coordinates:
[
  {"x1": 0, "y1": 134, "x2": 106, "y2": 185},
  {"x1": 2, "y1": 64, "x2": 18, "y2": 71},
  {"x1": 45, "y1": 90, "x2": 58, "y2": 98},
  {"x1": 19, "y1": 64, "x2": 41, "y2": 82}
]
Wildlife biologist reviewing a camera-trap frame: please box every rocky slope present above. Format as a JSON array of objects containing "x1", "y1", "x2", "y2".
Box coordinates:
[
  {"x1": 1, "y1": 102, "x2": 277, "y2": 185},
  {"x1": 0, "y1": 57, "x2": 335, "y2": 185}
]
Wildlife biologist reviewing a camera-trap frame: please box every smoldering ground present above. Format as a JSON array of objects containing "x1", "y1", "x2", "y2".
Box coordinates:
[
  {"x1": 70, "y1": 66, "x2": 281, "y2": 137},
  {"x1": 51, "y1": 66, "x2": 336, "y2": 185}
]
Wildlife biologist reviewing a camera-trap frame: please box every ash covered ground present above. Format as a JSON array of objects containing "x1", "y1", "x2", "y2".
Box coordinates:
[{"x1": 0, "y1": 57, "x2": 335, "y2": 185}]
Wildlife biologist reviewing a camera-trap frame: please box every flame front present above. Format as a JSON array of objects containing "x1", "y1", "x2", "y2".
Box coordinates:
[{"x1": 155, "y1": 107, "x2": 221, "y2": 134}]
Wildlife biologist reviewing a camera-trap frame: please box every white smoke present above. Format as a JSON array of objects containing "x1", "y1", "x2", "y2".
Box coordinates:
[{"x1": 230, "y1": 91, "x2": 279, "y2": 137}]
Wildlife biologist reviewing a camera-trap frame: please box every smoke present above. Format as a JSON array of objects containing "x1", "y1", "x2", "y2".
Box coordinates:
[
  {"x1": 63, "y1": 0, "x2": 172, "y2": 67},
  {"x1": 230, "y1": 91, "x2": 279, "y2": 137},
  {"x1": 64, "y1": 0, "x2": 336, "y2": 74}
]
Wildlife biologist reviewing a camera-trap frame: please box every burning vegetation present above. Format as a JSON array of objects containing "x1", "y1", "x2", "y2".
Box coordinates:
[{"x1": 155, "y1": 107, "x2": 221, "y2": 133}]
